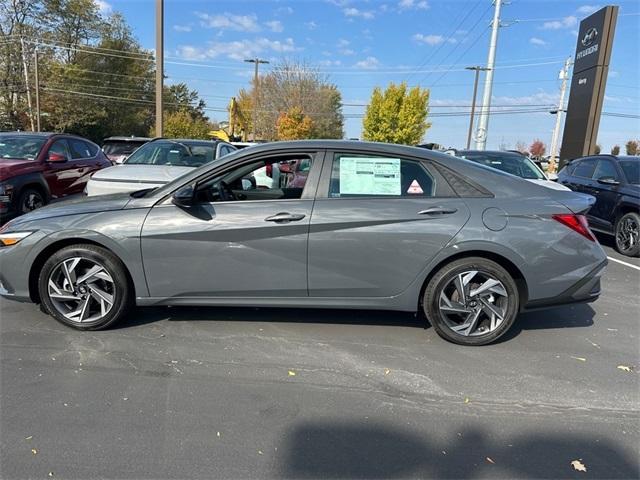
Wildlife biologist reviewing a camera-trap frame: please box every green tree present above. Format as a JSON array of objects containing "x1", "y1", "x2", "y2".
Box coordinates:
[
  {"x1": 161, "y1": 110, "x2": 211, "y2": 139},
  {"x1": 626, "y1": 140, "x2": 638, "y2": 155},
  {"x1": 276, "y1": 106, "x2": 314, "y2": 140},
  {"x1": 362, "y1": 82, "x2": 430, "y2": 145},
  {"x1": 611, "y1": 145, "x2": 620, "y2": 155}
]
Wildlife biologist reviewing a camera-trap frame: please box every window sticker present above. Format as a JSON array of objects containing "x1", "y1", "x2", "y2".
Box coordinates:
[
  {"x1": 339, "y1": 157, "x2": 401, "y2": 195},
  {"x1": 407, "y1": 179, "x2": 424, "y2": 194}
]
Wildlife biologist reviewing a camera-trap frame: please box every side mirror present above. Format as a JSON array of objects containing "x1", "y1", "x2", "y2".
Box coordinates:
[
  {"x1": 172, "y1": 185, "x2": 195, "y2": 207},
  {"x1": 597, "y1": 177, "x2": 619, "y2": 186},
  {"x1": 47, "y1": 152, "x2": 67, "y2": 163}
]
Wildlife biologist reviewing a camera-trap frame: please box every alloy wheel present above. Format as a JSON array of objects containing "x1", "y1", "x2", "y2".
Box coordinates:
[
  {"x1": 21, "y1": 191, "x2": 44, "y2": 213},
  {"x1": 616, "y1": 216, "x2": 639, "y2": 254},
  {"x1": 438, "y1": 270, "x2": 509, "y2": 337},
  {"x1": 47, "y1": 257, "x2": 115, "y2": 323}
]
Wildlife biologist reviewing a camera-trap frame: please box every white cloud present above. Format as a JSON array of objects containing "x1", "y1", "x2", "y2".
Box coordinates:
[
  {"x1": 354, "y1": 56, "x2": 380, "y2": 69},
  {"x1": 337, "y1": 39, "x2": 350, "y2": 48},
  {"x1": 413, "y1": 34, "x2": 446, "y2": 46},
  {"x1": 542, "y1": 16, "x2": 577, "y2": 30},
  {"x1": 340, "y1": 48, "x2": 355, "y2": 56},
  {"x1": 492, "y1": 91, "x2": 559, "y2": 106},
  {"x1": 276, "y1": 6, "x2": 294, "y2": 15},
  {"x1": 609, "y1": 70, "x2": 619, "y2": 78},
  {"x1": 399, "y1": 0, "x2": 429, "y2": 10},
  {"x1": 343, "y1": 7, "x2": 375, "y2": 19},
  {"x1": 176, "y1": 37, "x2": 299, "y2": 62},
  {"x1": 577, "y1": 5, "x2": 600, "y2": 14},
  {"x1": 197, "y1": 12, "x2": 261, "y2": 32},
  {"x1": 173, "y1": 24, "x2": 192, "y2": 32},
  {"x1": 529, "y1": 37, "x2": 547, "y2": 46},
  {"x1": 265, "y1": 20, "x2": 283, "y2": 32},
  {"x1": 305, "y1": 21, "x2": 318, "y2": 30},
  {"x1": 95, "y1": 0, "x2": 112, "y2": 15},
  {"x1": 319, "y1": 59, "x2": 342, "y2": 67}
]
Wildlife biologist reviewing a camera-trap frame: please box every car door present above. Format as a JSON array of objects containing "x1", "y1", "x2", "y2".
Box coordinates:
[
  {"x1": 42, "y1": 138, "x2": 82, "y2": 198},
  {"x1": 307, "y1": 151, "x2": 471, "y2": 298},
  {"x1": 561, "y1": 158, "x2": 597, "y2": 195},
  {"x1": 588, "y1": 158, "x2": 622, "y2": 231},
  {"x1": 139, "y1": 150, "x2": 324, "y2": 299},
  {"x1": 67, "y1": 138, "x2": 100, "y2": 193}
]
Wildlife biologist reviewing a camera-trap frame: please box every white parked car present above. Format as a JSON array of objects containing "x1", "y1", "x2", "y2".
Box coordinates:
[
  {"x1": 86, "y1": 139, "x2": 236, "y2": 196},
  {"x1": 451, "y1": 150, "x2": 572, "y2": 191}
]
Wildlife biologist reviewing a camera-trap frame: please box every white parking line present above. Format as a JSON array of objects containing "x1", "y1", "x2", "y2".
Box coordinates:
[{"x1": 607, "y1": 256, "x2": 640, "y2": 271}]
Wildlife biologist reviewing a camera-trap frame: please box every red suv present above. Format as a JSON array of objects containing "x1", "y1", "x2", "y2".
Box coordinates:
[{"x1": 0, "y1": 132, "x2": 111, "y2": 222}]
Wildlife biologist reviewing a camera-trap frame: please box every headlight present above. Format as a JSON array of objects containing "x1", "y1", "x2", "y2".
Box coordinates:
[{"x1": 0, "y1": 231, "x2": 35, "y2": 247}]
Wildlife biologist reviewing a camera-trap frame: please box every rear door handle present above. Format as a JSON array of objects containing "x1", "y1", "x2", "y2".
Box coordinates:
[
  {"x1": 265, "y1": 212, "x2": 306, "y2": 222},
  {"x1": 417, "y1": 207, "x2": 458, "y2": 216}
]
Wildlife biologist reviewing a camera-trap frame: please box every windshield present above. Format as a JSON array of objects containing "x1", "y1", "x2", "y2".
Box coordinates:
[
  {"x1": 0, "y1": 136, "x2": 47, "y2": 160},
  {"x1": 103, "y1": 141, "x2": 147, "y2": 156},
  {"x1": 124, "y1": 141, "x2": 215, "y2": 167},
  {"x1": 620, "y1": 161, "x2": 640, "y2": 184},
  {"x1": 460, "y1": 152, "x2": 545, "y2": 180}
]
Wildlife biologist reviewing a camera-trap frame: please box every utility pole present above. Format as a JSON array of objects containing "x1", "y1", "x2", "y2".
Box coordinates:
[
  {"x1": 244, "y1": 58, "x2": 269, "y2": 141},
  {"x1": 19, "y1": 37, "x2": 35, "y2": 132},
  {"x1": 548, "y1": 57, "x2": 572, "y2": 173},
  {"x1": 475, "y1": 0, "x2": 504, "y2": 150},
  {"x1": 465, "y1": 66, "x2": 489, "y2": 149},
  {"x1": 155, "y1": 0, "x2": 164, "y2": 137},
  {"x1": 34, "y1": 48, "x2": 41, "y2": 132}
]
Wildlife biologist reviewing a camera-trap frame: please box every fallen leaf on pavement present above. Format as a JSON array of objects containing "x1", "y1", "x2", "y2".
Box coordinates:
[
  {"x1": 570, "y1": 356, "x2": 587, "y2": 362},
  {"x1": 25, "y1": 436, "x2": 32, "y2": 440},
  {"x1": 216, "y1": 431, "x2": 221, "y2": 437},
  {"x1": 31, "y1": 448, "x2": 37, "y2": 455},
  {"x1": 258, "y1": 450, "x2": 263, "y2": 455},
  {"x1": 571, "y1": 459, "x2": 587, "y2": 472},
  {"x1": 48, "y1": 473, "x2": 54, "y2": 477},
  {"x1": 288, "y1": 370, "x2": 296, "y2": 376},
  {"x1": 384, "y1": 368, "x2": 390, "y2": 375},
  {"x1": 486, "y1": 457, "x2": 495, "y2": 464},
  {"x1": 464, "y1": 397, "x2": 470, "y2": 404},
  {"x1": 617, "y1": 365, "x2": 633, "y2": 372}
]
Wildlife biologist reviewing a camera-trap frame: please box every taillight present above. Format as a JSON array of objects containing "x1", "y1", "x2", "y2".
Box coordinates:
[{"x1": 552, "y1": 214, "x2": 597, "y2": 242}]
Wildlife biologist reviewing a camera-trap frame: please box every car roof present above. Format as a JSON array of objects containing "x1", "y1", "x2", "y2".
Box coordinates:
[
  {"x1": 0, "y1": 131, "x2": 96, "y2": 141},
  {"x1": 456, "y1": 149, "x2": 524, "y2": 157},
  {"x1": 150, "y1": 138, "x2": 229, "y2": 145},
  {"x1": 103, "y1": 136, "x2": 152, "y2": 142},
  {"x1": 570, "y1": 154, "x2": 639, "y2": 162}
]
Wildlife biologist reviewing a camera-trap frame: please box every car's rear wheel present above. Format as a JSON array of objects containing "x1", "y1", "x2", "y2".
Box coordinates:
[
  {"x1": 424, "y1": 257, "x2": 519, "y2": 346},
  {"x1": 38, "y1": 244, "x2": 132, "y2": 330},
  {"x1": 18, "y1": 187, "x2": 46, "y2": 214},
  {"x1": 615, "y1": 212, "x2": 640, "y2": 257}
]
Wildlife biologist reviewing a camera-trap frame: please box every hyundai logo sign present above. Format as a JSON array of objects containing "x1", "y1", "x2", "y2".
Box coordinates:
[{"x1": 581, "y1": 27, "x2": 598, "y2": 47}]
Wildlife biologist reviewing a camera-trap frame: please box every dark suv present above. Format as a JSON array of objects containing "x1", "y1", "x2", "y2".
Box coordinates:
[
  {"x1": 0, "y1": 132, "x2": 111, "y2": 222},
  {"x1": 558, "y1": 155, "x2": 640, "y2": 256}
]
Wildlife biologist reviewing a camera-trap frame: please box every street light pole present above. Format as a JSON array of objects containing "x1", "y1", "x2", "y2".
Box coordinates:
[
  {"x1": 548, "y1": 57, "x2": 572, "y2": 173},
  {"x1": 155, "y1": 0, "x2": 164, "y2": 137},
  {"x1": 475, "y1": 0, "x2": 504, "y2": 150},
  {"x1": 244, "y1": 58, "x2": 269, "y2": 141},
  {"x1": 465, "y1": 66, "x2": 489, "y2": 149}
]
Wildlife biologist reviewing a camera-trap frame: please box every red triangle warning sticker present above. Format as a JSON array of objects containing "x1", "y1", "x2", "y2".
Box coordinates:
[{"x1": 407, "y1": 179, "x2": 423, "y2": 194}]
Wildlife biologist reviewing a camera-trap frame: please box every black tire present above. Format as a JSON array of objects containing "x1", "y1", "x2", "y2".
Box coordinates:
[
  {"x1": 18, "y1": 187, "x2": 47, "y2": 214},
  {"x1": 423, "y1": 257, "x2": 519, "y2": 346},
  {"x1": 615, "y1": 212, "x2": 640, "y2": 257},
  {"x1": 38, "y1": 244, "x2": 132, "y2": 330}
]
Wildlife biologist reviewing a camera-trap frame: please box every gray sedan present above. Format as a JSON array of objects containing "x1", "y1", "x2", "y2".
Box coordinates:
[{"x1": 0, "y1": 141, "x2": 607, "y2": 345}]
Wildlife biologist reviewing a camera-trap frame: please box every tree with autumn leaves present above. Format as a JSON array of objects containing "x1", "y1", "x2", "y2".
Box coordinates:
[
  {"x1": 362, "y1": 82, "x2": 431, "y2": 145},
  {"x1": 276, "y1": 107, "x2": 314, "y2": 141}
]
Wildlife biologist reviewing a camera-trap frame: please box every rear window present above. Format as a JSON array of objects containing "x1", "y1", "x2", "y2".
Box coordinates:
[
  {"x1": 124, "y1": 141, "x2": 215, "y2": 167},
  {"x1": 620, "y1": 160, "x2": 639, "y2": 184},
  {"x1": 460, "y1": 153, "x2": 544, "y2": 180},
  {"x1": 103, "y1": 141, "x2": 147, "y2": 156}
]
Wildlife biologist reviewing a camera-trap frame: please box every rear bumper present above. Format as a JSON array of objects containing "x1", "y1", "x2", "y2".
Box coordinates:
[{"x1": 523, "y1": 260, "x2": 606, "y2": 310}]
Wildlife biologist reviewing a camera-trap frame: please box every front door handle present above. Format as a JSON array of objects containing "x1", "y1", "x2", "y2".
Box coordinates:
[
  {"x1": 418, "y1": 207, "x2": 458, "y2": 216},
  {"x1": 265, "y1": 212, "x2": 306, "y2": 223}
]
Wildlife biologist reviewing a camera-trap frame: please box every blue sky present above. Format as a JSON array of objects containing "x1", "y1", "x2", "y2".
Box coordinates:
[{"x1": 99, "y1": 0, "x2": 638, "y2": 151}]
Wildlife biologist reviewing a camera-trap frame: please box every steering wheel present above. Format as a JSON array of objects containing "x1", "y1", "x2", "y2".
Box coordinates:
[{"x1": 218, "y1": 180, "x2": 236, "y2": 201}]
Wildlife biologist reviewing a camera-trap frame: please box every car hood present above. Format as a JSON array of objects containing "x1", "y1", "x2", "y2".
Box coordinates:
[
  {"x1": 0, "y1": 158, "x2": 41, "y2": 181},
  {"x1": 91, "y1": 164, "x2": 193, "y2": 184},
  {"x1": 7, "y1": 192, "x2": 133, "y2": 226},
  {"x1": 526, "y1": 179, "x2": 572, "y2": 191}
]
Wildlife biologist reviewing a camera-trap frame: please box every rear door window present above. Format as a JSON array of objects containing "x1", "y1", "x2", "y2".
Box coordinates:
[
  {"x1": 68, "y1": 139, "x2": 94, "y2": 159},
  {"x1": 328, "y1": 153, "x2": 435, "y2": 198},
  {"x1": 592, "y1": 160, "x2": 619, "y2": 180},
  {"x1": 48, "y1": 139, "x2": 71, "y2": 160}
]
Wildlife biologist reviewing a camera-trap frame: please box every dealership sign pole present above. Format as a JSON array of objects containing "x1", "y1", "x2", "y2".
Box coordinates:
[{"x1": 559, "y1": 6, "x2": 618, "y2": 167}]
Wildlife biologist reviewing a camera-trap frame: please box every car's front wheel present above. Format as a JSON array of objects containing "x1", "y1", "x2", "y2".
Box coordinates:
[
  {"x1": 615, "y1": 212, "x2": 640, "y2": 257},
  {"x1": 38, "y1": 244, "x2": 132, "y2": 330},
  {"x1": 423, "y1": 257, "x2": 519, "y2": 346}
]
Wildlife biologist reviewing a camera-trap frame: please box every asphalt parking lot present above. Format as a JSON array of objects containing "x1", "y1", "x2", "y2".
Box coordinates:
[{"x1": 1, "y1": 239, "x2": 638, "y2": 479}]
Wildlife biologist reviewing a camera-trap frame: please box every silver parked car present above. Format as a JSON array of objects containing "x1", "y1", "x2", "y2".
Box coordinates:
[{"x1": 0, "y1": 141, "x2": 606, "y2": 345}]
